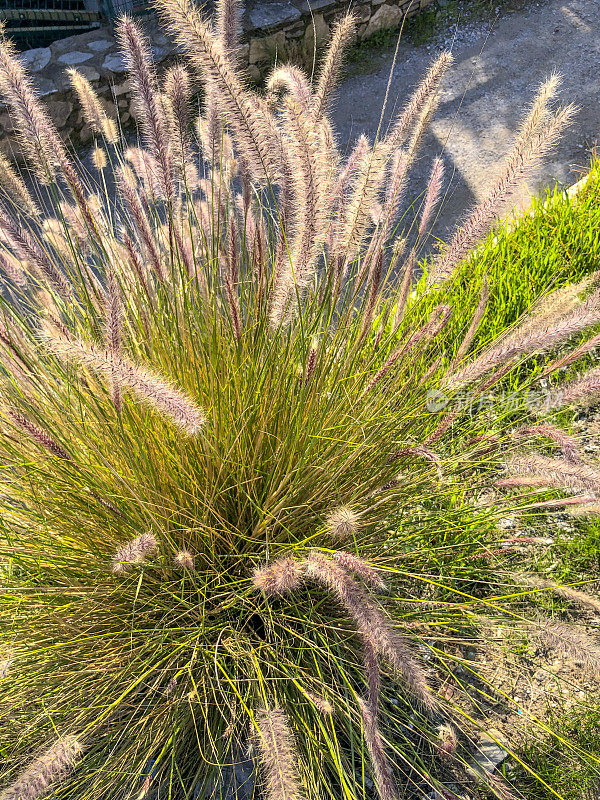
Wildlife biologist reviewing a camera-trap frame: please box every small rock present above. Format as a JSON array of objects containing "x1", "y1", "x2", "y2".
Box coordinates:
[
  {"x1": 248, "y1": 31, "x2": 286, "y2": 64},
  {"x1": 76, "y1": 66, "x2": 100, "y2": 82},
  {"x1": 19, "y1": 47, "x2": 51, "y2": 72},
  {"x1": 33, "y1": 77, "x2": 58, "y2": 98},
  {"x1": 87, "y1": 39, "x2": 113, "y2": 52},
  {"x1": 58, "y1": 51, "x2": 94, "y2": 65},
  {"x1": 472, "y1": 731, "x2": 509, "y2": 773},
  {"x1": 103, "y1": 53, "x2": 127, "y2": 73}
]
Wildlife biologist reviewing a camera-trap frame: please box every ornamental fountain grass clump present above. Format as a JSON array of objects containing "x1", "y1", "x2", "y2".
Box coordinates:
[{"x1": 1, "y1": 1, "x2": 600, "y2": 798}]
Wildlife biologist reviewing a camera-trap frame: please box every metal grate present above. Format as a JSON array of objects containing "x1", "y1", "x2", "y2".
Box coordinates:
[
  {"x1": 0, "y1": 0, "x2": 103, "y2": 49},
  {"x1": 101, "y1": 0, "x2": 153, "y2": 20}
]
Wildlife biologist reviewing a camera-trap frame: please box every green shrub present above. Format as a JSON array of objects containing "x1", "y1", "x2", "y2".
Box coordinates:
[{"x1": 0, "y1": 2, "x2": 599, "y2": 799}]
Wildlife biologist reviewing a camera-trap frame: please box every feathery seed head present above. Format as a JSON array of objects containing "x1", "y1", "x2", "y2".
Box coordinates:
[
  {"x1": 112, "y1": 532, "x2": 158, "y2": 574},
  {"x1": 437, "y1": 724, "x2": 458, "y2": 757},
  {"x1": 254, "y1": 707, "x2": 303, "y2": 800},
  {"x1": 91, "y1": 145, "x2": 107, "y2": 171},
  {"x1": 332, "y1": 551, "x2": 386, "y2": 590},
  {"x1": 0, "y1": 735, "x2": 83, "y2": 800},
  {"x1": 253, "y1": 557, "x2": 303, "y2": 596},
  {"x1": 326, "y1": 507, "x2": 360, "y2": 540},
  {"x1": 305, "y1": 692, "x2": 333, "y2": 715},
  {"x1": 174, "y1": 549, "x2": 195, "y2": 569}
]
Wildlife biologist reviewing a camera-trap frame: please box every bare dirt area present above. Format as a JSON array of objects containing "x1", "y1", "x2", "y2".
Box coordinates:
[{"x1": 330, "y1": 0, "x2": 600, "y2": 245}]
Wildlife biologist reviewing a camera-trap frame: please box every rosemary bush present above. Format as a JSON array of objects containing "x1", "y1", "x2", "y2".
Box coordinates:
[{"x1": 0, "y1": 2, "x2": 600, "y2": 798}]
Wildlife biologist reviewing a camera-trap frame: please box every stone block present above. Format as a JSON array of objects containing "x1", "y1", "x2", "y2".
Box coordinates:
[
  {"x1": 303, "y1": 13, "x2": 330, "y2": 50},
  {"x1": 33, "y1": 77, "x2": 59, "y2": 98},
  {"x1": 354, "y1": 3, "x2": 373, "y2": 23},
  {"x1": 58, "y1": 50, "x2": 94, "y2": 65},
  {"x1": 87, "y1": 39, "x2": 113, "y2": 52},
  {"x1": 76, "y1": 65, "x2": 101, "y2": 82},
  {"x1": 19, "y1": 47, "x2": 51, "y2": 72},
  {"x1": 45, "y1": 99, "x2": 74, "y2": 125},
  {"x1": 363, "y1": 2, "x2": 405, "y2": 37},
  {"x1": 102, "y1": 52, "x2": 127, "y2": 74},
  {"x1": 248, "y1": 2, "x2": 302, "y2": 31},
  {"x1": 296, "y1": 0, "x2": 338, "y2": 12},
  {"x1": 112, "y1": 79, "x2": 132, "y2": 97},
  {"x1": 248, "y1": 31, "x2": 286, "y2": 64}
]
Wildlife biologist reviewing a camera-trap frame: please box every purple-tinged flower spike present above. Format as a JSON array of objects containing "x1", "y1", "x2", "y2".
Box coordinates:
[
  {"x1": 157, "y1": 0, "x2": 283, "y2": 185},
  {"x1": 325, "y1": 507, "x2": 360, "y2": 541},
  {"x1": 450, "y1": 277, "x2": 489, "y2": 369},
  {"x1": 215, "y1": 0, "x2": 243, "y2": 52},
  {"x1": 501, "y1": 454, "x2": 600, "y2": 494},
  {"x1": 418, "y1": 156, "x2": 444, "y2": 241},
  {"x1": 523, "y1": 575, "x2": 600, "y2": 615},
  {"x1": 306, "y1": 552, "x2": 436, "y2": 709},
  {"x1": 43, "y1": 332, "x2": 206, "y2": 436},
  {"x1": 539, "y1": 331, "x2": 600, "y2": 381},
  {"x1": 357, "y1": 697, "x2": 397, "y2": 800},
  {"x1": 174, "y1": 550, "x2": 195, "y2": 570},
  {"x1": 511, "y1": 424, "x2": 581, "y2": 464},
  {"x1": 7, "y1": 409, "x2": 71, "y2": 461},
  {"x1": 332, "y1": 551, "x2": 386, "y2": 590},
  {"x1": 537, "y1": 621, "x2": 600, "y2": 677},
  {"x1": 429, "y1": 95, "x2": 575, "y2": 287},
  {"x1": 384, "y1": 51, "x2": 453, "y2": 150},
  {"x1": 0, "y1": 735, "x2": 83, "y2": 800},
  {"x1": 305, "y1": 692, "x2": 333, "y2": 716},
  {"x1": 313, "y1": 12, "x2": 356, "y2": 116},
  {"x1": 0, "y1": 29, "x2": 62, "y2": 182},
  {"x1": 254, "y1": 707, "x2": 304, "y2": 800},
  {"x1": 253, "y1": 557, "x2": 303, "y2": 596},
  {"x1": 117, "y1": 16, "x2": 174, "y2": 202},
  {"x1": 68, "y1": 69, "x2": 118, "y2": 144},
  {"x1": 0, "y1": 203, "x2": 71, "y2": 300},
  {"x1": 0, "y1": 151, "x2": 39, "y2": 218},
  {"x1": 303, "y1": 337, "x2": 318, "y2": 384},
  {"x1": 117, "y1": 167, "x2": 165, "y2": 280},
  {"x1": 105, "y1": 267, "x2": 122, "y2": 413},
  {"x1": 112, "y1": 532, "x2": 158, "y2": 574},
  {"x1": 363, "y1": 641, "x2": 381, "y2": 711},
  {"x1": 436, "y1": 724, "x2": 458, "y2": 758},
  {"x1": 0, "y1": 248, "x2": 26, "y2": 287}
]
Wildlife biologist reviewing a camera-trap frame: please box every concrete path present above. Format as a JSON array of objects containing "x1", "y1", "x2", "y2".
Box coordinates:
[{"x1": 330, "y1": 0, "x2": 600, "y2": 243}]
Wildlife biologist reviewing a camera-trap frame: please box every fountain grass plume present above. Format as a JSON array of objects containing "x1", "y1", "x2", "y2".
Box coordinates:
[
  {"x1": 305, "y1": 551, "x2": 436, "y2": 709},
  {"x1": 0, "y1": 736, "x2": 82, "y2": 800},
  {"x1": 0, "y1": 151, "x2": 39, "y2": 217},
  {"x1": 43, "y1": 332, "x2": 206, "y2": 434},
  {"x1": 117, "y1": 16, "x2": 174, "y2": 201},
  {"x1": 314, "y1": 12, "x2": 356, "y2": 116},
  {"x1": 537, "y1": 621, "x2": 600, "y2": 676},
  {"x1": 357, "y1": 697, "x2": 397, "y2": 800},
  {"x1": 253, "y1": 557, "x2": 304, "y2": 596},
  {"x1": 326, "y1": 507, "x2": 361, "y2": 541},
  {"x1": 112, "y1": 532, "x2": 158, "y2": 573},
  {"x1": 0, "y1": 26, "x2": 62, "y2": 181},
  {"x1": 68, "y1": 69, "x2": 119, "y2": 144},
  {"x1": 254, "y1": 707, "x2": 304, "y2": 800}
]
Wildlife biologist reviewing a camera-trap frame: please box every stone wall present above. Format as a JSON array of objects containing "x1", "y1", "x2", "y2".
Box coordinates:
[{"x1": 1, "y1": 0, "x2": 434, "y2": 155}]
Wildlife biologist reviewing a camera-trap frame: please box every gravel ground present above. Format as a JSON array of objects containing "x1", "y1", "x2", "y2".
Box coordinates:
[{"x1": 330, "y1": 0, "x2": 600, "y2": 245}]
